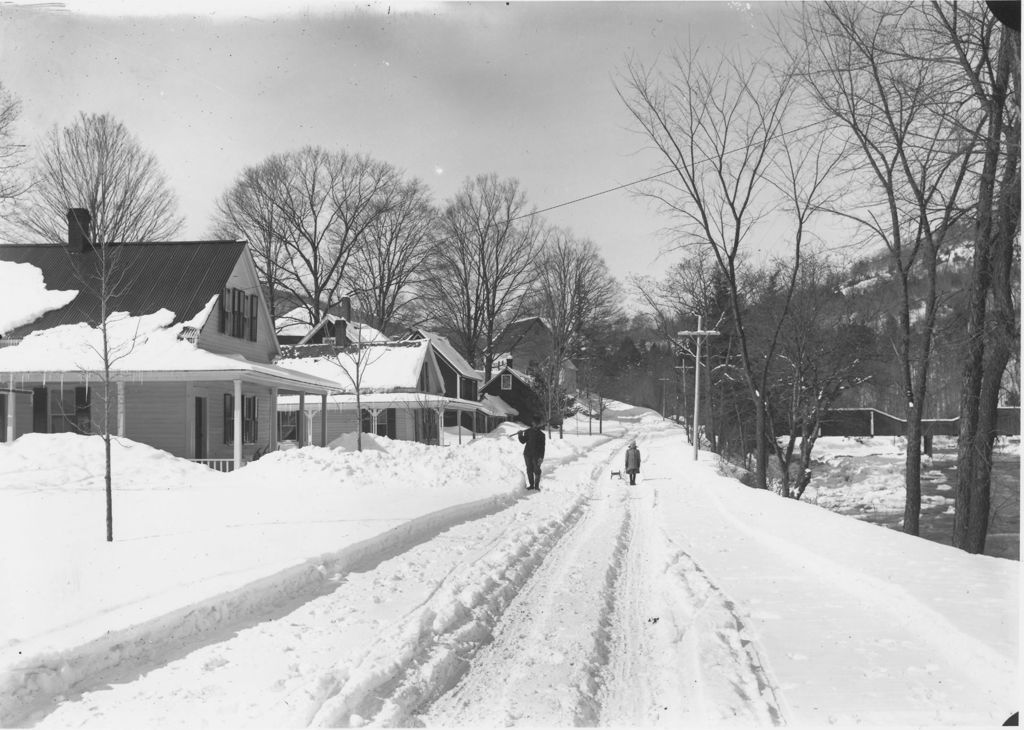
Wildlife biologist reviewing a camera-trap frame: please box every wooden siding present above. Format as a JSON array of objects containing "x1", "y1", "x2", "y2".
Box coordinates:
[
  {"x1": 123, "y1": 382, "x2": 187, "y2": 456},
  {"x1": 198, "y1": 254, "x2": 278, "y2": 363}
]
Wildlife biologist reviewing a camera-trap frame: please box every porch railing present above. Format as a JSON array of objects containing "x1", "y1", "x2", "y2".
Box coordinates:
[{"x1": 190, "y1": 458, "x2": 238, "y2": 472}]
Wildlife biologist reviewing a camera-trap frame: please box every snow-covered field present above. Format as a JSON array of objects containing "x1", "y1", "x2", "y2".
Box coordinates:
[{"x1": 0, "y1": 402, "x2": 1018, "y2": 726}]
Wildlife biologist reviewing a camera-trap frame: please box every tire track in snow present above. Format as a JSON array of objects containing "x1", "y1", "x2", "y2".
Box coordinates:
[
  {"x1": 415, "y1": 480, "x2": 632, "y2": 726},
  {"x1": 304, "y1": 440, "x2": 628, "y2": 727},
  {"x1": 598, "y1": 434, "x2": 785, "y2": 726}
]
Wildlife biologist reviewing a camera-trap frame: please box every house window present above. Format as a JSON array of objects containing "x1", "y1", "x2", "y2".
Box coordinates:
[
  {"x1": 224, "y1": 393, "x2": 258, "y2": 444},
  {"x1": 48, "y1": 387, "x2": 90, "y2": 434},
  {"x1": 361, "y1": 408, "x2": 396, "y2": 439},
  {"x1": 500, "y1": 374, "x2": 512, "y2": 391},
  {"x1": 219, "y1": 288, "x2": 259, "y2": 342},
  {"x1": 277, "y1": 410, "x2": 299, "y2": 442}
]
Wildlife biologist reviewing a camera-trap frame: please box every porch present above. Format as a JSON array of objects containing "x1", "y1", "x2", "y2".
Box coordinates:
[{"x1": 1, "y1": 365, "x2": 338, "y2": 472}]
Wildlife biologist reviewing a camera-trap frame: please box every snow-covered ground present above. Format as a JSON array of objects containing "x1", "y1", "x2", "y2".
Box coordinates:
[{"x1": 0, "y1": 403, "x2": 1018, "y2": 726}]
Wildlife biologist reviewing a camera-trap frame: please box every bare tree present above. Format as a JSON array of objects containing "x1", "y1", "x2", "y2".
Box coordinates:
[
  {"x1": 0, "y1": 81, "x2": 26, "y2": 212},
  {"x1": 217, "y1": 147, "x2": 401, "y2": 329},
  {"x1": 324, "y1": 336, "x2": 390, "y2": 453},
  {"x1": 211, "y1": 162, "x2": 290, "y2": 326},
  {"x1": 15, "y1": 112, "x2": 183, "y2": 244},
  {"x1": 421, "y1": 174, "x2": 544, "y2": 379},
  {"x1": 789, "y1": 2, "x2": 980, "y2": 535},
  {"x1": 925, "y1": 2, "x2": 1021, "y2": 554},
  {"x1": 762, "y1": 255, "x2": 880, "y2": 499},
  {"x1": 347, "y1": 177, "x2": 438, "y2": 333},
  {"x1": 533, "y1": 229, "x2": 620, "y2": 426},
  {"x1": 620, "y1": 48, "x2": 840, "y2": 489}
]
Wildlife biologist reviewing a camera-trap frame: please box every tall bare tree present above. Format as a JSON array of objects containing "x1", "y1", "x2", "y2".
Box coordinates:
[
  {"x1": 215, "y1": 147, "x2": 402, "y2": 330},
  {"x1": 923, "y1": 2, "x2": 1021, "y2": 553},
  {"x1": 15, "y1": 112, "x2": 183, "y2": 244},
  {"x1": 534, "y1": 229, "x2": 620, "y2": 425},
  {"x1": 346, "y1": 177, "x2": 438, "y2": 333},
  {"x1": 421, "y1": 174, "x2": 544, "y2": 379},
  {"x1": 211, "y1": 162, "x2": 290, "y2": 326},
  {"x1": 790, "y1": 2, "x2": 980, "y2": 534},
  {"x1": 0, "y1": 81, "x2": 26, "y2": 212},
  {"x1": 620, "y1": 48, "x2": 841, "y2": 489}
]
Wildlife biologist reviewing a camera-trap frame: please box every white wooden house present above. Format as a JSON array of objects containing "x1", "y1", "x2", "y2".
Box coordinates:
[{"x1": 0, "y1": 209, "x2": 338, "y2": 471}]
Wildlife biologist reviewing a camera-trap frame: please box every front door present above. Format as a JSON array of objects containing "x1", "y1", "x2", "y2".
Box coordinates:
[{"x1": 194, "y1": 397, "x2": 207, "y2": 458}]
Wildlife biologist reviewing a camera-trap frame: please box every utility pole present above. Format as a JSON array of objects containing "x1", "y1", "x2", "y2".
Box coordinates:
[{"x1": 678, "y1": 315, "x2": 721, "y2": 461}]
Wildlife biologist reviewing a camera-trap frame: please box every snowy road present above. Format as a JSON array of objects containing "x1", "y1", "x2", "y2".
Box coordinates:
[{"x1": 22, "y1": 423, "x2": 1019, "y2": 727}]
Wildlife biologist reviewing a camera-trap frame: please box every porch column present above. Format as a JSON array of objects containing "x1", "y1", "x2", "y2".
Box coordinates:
[
  {"x1": 269, "y1": 387, "x2": 278, "y2": 451},
  {"x1": 472, "y1": 410, "x2": 476, "y2": 440},
  {"x1": 321, "y1": 393, "x2": 328, "y2": 446},
  {"x1": 116, "y1": 381, "x2": 126, "y2": 437},
  {"x1": 6, "y1": 390, "x2": 14, "y2": 442},
  {"x1": 299, "y1": 393, "x2": 306, "y2": 445},
  {"x1": 233, "y1": 378, "x2": 242, "y2": 470},
  {"x1": 370, "y1": 408, "x2": 381, "y2": 434},
  {"x1": 437, "y1": 407, "x2": 444, "y2": 447},
  {"x1": 457, "y1": 409, "x2": 462, "y2": 444}
]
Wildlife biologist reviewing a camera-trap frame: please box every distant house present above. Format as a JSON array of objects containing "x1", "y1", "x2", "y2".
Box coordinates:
[
  {"x1": 276, "y1": 299, "x2": 387, "y2": 347},
  {"x1": 276, "y1": 338, "x2": 485, "y2": 446},
  {"x1": 480, "y1": 364, "x2": 544, "y2": 425},
  {"x1": 0, "y1": 208, "x2": 338, "y2": 471},
  {"x1": 401, "y1": 328, "x2": 504, "y2": 435},
  {"x1": 492, "y1": 316, "x2": 577, "y2": 393}
]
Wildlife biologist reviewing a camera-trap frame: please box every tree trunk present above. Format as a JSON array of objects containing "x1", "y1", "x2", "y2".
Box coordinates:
[
  {"x1": 903, "y1": 414, "x2": 923, "y2": 536},
  {"x1": 105, "y1": 434, "x2": 113, "y2": 542},
  {"x1": 753, "y1": 399, "x2": 768, "y2": 489},
  {"x1": 953, "y1": 27, "x2": 1016, "y2": 552}
]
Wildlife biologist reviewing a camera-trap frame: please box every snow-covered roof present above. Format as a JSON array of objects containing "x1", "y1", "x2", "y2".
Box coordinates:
[
  {"x1": 414, "y1": 330, "x2": 478, "y2": 379},
  {"x1": 0, "y1": 261, "x2": 78, "y2": 337},
  {"x1": 296, "y1": 313, "x2": 388, "y2": 345},
  {"x1": 278, "y1": 392, "x2": 484, "y2": 411},
  {"x1": 0, "y1": 305, "x2": 339, "y2": 393},
  {"x1": 479, "y1": 393, "x2": 517, "y2": 417},
  {"x1": 276, "y1": 340, "x2": 436, "y2": 394},
  {"x1": 275, "y1": 307, "x2": 315, "y2": 337}
]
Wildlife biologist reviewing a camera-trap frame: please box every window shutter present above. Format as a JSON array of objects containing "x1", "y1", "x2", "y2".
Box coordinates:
[
  {"x1": 32, "y1": 388, "x2": 48, "y2": 433},
  {"x1": 224, "y1": 393, "x2": 233, "y2": 444},
  {"x1": 387, "y1": 408, "x2": 396, "y2": 439},
  {"x1": 249, "y1": 295, "x2": 258, "y2": 341},
  {"x1": 219, "y1": 290, "x2": 228, "y2": 333}
]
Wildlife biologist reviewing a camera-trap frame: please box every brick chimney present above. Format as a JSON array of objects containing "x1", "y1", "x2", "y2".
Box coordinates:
[
  {"x1": 340, "y1": 296, "x2": 352, "y2": 321},
  {"x1": 67, "y1": 209, "x2": 92, "y2": 252}
]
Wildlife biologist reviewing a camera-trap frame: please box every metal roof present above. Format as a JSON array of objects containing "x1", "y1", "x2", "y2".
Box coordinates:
[{"x1": 0, "y1": 241, "x2": 247, "y2": 337}]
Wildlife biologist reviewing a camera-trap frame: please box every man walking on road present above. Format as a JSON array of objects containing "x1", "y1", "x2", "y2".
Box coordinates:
[
  {"x1": 518, "y1": 416, "x2": 546, "y2": 491},
  {"x1": 625, "y1": 441, "x2": 641, "y2": 485}
]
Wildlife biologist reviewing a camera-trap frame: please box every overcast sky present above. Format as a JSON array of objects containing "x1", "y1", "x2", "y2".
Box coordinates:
[{"x1": 0, "y1": 0, "x2": 775, "y2": 284}]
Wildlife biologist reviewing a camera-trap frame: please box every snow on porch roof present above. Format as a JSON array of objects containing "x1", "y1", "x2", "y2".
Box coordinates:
[
  {"x1": 0, "y1": 305, "x2": 339, "y2": 394},
  {"x1": 277, "y1": 392, "x2": 486, "y2": 411},
  {"x1": 276, "y1": 340, "x2": 434, "y2": 393}
]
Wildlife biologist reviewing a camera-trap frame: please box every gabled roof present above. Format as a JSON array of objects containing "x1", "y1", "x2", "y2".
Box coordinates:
[
  {"x1": 407, "y1": 328, "x2": 479, "y2": 380},
  {"x1": 492, "y1": 316, "x2": 550, "y2": 355},
  {"x1": 0, "y1": 241, "x2": 246, "y2": 338},
  {"x1": 482, "y1": 363, "x2": 533, "y2": 389},
  {"x1": 298, "y1": 313, "x2": 387, "y2": 345}
]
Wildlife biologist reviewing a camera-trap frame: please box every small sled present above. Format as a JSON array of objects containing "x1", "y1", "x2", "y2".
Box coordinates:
[{"x1": 610, "y1": 470, "x2": 623, "y2": 480}]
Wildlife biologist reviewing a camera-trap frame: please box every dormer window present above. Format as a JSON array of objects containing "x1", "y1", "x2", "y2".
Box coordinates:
[{"x1": 218, "y1": 288, "x2": 258, "y2": 341}]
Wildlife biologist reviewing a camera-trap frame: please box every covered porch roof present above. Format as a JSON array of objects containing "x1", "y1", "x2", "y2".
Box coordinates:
[{"x1": 277, "y1": 391, "x2": 486, "y2": 412}]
